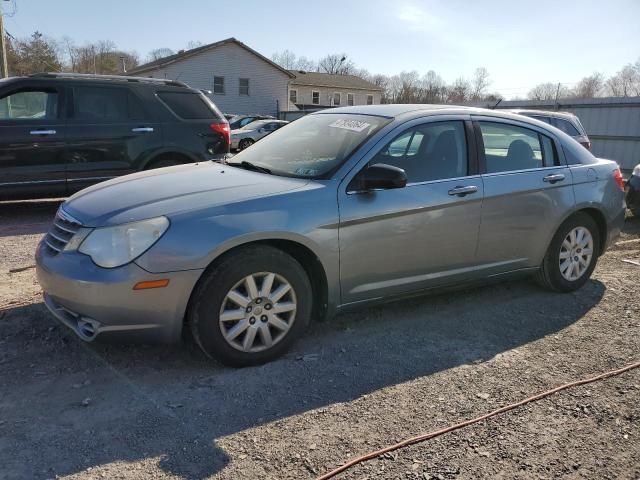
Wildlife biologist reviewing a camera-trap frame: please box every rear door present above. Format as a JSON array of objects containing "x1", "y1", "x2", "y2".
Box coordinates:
[
  {"x1": 0, "y1": 83, "x2": 67, "y2": 199},
  {"x1": 473, "y1": 117, "x2": 574, "y2": 272},
  {"x1": 65, "y1": 84, "x2": 162, "y2": 192},
  {"x1": 338, "y1": 117, "x2": 484, "y2": 304}
]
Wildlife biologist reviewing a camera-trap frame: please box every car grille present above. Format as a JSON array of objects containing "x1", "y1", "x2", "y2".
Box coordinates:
[{"x1": 44, "y1": 208, "x2": 83, "y2": 255}]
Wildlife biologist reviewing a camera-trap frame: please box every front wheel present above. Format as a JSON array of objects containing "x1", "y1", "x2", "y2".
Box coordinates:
[
  {"x1": 536, "y1": 213, "x2": 600, "y2": 292},
  {"x1": 238, "y1": 138, "x2": 254, "y2": 151},
  {"x1": 188, "y1": 246, "x2": 312, "y2": 367}
]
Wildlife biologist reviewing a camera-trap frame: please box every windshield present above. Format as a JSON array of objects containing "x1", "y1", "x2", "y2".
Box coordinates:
[{"x1": 228, "y1": 113, "x2": 391, "y2": 178}]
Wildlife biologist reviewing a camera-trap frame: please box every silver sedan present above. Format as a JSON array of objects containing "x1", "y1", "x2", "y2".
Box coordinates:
[
  {"x1": 36, "y1": 105, "x2": 626, "y2": 366},
  {"x1": 230, "y1": 119, "x2": 288, "y2": 151}
]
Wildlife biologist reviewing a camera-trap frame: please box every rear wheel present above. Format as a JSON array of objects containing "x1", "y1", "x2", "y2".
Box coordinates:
[
  {"x1": 188, "y1": 245, "x2": 312, "y2": 367},
  {"x1": 536, "y1": 213, "x2": 600, "y2": 292},
  {"x1": 238, "y1": 138, "x2": 254, "y2": 151}
]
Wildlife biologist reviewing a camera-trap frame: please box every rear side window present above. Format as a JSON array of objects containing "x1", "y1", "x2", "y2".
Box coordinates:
[
  {"x1": 370, "y1": 121, "x2": 468, "y2": 183},
  {"x1": 157, "y1": 92, "x2": 222, "y2": 120},
  {"x1": 0, "y1": 89, "x2": 59, "y2": 120},
  {"x1": 530, "y1": 115, "x2": 552, "y2": 124},
  {"x1": 552, "y1": 118, "x2": 581, "y2": 136},
  {"x1": 479, "y1": 122, "x2": 557, "y2": 173},
  {"x1": 73, "y1": 86, "x2": 128, "y2": 121}
]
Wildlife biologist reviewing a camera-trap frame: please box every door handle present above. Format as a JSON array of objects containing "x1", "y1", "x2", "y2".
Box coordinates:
[
  {"x1": 543, "y1": 173, "x2": 565, "y2": 184},
  {"x1": 448, "y1": 185, "x2": 478, "y2": 196},
  {"x1": 30, "y1": 129, "x2": 56, "y2": 135},
  {"x1": 131, "y1": 127, "x2": 154, "y2": 133}
]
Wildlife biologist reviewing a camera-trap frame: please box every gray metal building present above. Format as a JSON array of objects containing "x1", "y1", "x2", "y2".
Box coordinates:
[{"x1": 473, "y1": 97, "x2": 640, "y2": 173}]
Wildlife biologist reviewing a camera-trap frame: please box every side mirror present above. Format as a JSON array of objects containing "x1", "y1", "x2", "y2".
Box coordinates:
[
  {"x1": 258, "y1": 128, "x2": 265, "y2": 133},
  {"x1": 359, "y1": 163, "x2": 407, "y2": 192}
]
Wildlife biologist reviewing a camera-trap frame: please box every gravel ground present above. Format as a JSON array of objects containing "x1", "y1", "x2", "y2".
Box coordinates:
[{"x1": 0, "y1": 200, "x2": 639, "y2": 480}]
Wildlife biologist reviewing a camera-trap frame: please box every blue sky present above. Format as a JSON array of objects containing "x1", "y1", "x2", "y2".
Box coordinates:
[{"x1": 3, "y1": 0, "x2": 639, "y2": 98}]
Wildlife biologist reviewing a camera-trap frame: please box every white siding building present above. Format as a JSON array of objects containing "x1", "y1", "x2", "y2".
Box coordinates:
[
  {"x1": 129, "y1": 38, "x2": 383, "y2": 117},
  {"x1": 128, "y1": 38, "x2": 294, "y2": 116}
]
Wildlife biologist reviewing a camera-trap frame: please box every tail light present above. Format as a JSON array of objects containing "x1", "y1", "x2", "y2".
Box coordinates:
[
  {"x1": 210, "y1": 123, "x2": 231, "y2": 146},
  {"x1": 580, "y1": 141, "x2": 591, "y2": 150},
  {"x1": 613, "y1": 168, "x2": 625, "y2": 191}
]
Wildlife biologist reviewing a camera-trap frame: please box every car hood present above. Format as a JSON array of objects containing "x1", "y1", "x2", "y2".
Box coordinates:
[{"x1": 62, "y1": 161, "x2": 308, "y2": 227}]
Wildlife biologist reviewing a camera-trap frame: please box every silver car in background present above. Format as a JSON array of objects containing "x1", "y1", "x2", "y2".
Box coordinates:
[
  {"x1": 36, "y1": 105, "x2": 626, "y2": 366},
  {"x1": 231, "y1": 119, "x2": 288, "y2": 151},
  {"x1": 509, "y1": 109, "x2": 591, "y2": 150}
]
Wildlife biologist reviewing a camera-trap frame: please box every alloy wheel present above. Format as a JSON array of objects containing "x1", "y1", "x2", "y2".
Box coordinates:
[
  {"x1": 559, "y1": 226, "x2": 594, "y2": 281},
  {"x1": 219, "y1": 272, "x2": 297, "y2": 353}
]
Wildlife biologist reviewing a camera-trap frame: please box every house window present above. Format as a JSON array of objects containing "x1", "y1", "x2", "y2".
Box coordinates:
[
  {"x1": 213, "y1": 76, "x2": 225, "y2": 94},
  {"x1": 367, "y1": 94, "x2": 374, "y2": 105},
  {"x1": 333, "y1": 92, "x2": 341, "y2": 106},
  {"x1": 239, "y1": 78, "x2": 250, "y2": 96},
  {"x1": 347, "y1": 93, "x2": 354, "y2": 106},
  {"x1": 289, "y1": 89, "x2": 297, "y2": 103},
  {"x1": 312, "y1": 91, "x2": 320, "y2": 105}
]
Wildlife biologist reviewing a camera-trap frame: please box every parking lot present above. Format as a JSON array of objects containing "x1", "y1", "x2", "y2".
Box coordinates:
[{"x1": 0, "y1": 200, "x2": 638, "y2": 479}]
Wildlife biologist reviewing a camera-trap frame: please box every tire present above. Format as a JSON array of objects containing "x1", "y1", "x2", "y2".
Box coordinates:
[
  {"x1": 238, "y1": 138, "x2": 254, "y2": 151},
  {"x1": 535, "y1": 212, "x2": 600, "y2": 292},
  {"x1": 188, "y1": 245, "x2": 312, "y2": 367}
]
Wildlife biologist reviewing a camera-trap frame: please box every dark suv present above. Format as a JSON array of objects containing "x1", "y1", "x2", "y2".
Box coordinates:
[{"x1": 0, "y1": 73, "x2": 230, "y2": 200}]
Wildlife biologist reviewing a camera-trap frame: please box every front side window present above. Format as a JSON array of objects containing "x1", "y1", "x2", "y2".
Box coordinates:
[
  {"x1": 73, "y1": 86, "x2": 127, "y2": 122},
  {"x1": 228, "y1": 113, "x2": 390, "y2": 178},
  {"x1": 0, "y1": 89, "x2": 58, "y2": 121},
  {"x1": 312, "y1": 91, "x2": 320, "y2": 105},
  {"x1": 367, "y1": 94, "x2": 374, "y2": 105},
  {"x1": 479, "y1": 121, "x2": 556, "y2": 173},
  {"x1": 369, "y1": 121, "x2": 468, "y2": 184},
  {"x1": 347, "y1": 93, "x2": 354, "y2": 106},
  {"x1": 333, "y1": 92, "x2": 341, "y2": 106},
  {"x1": 213, "y1": 76, "x2": 225, "y2": 94},
  {"x1": 239, "y1": 78, "x2": 250, "y2": 96}
]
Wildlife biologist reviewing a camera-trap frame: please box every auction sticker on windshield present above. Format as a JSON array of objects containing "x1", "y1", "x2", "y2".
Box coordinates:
[{"x1": 328, "y1": 118, "x2": 371, "y2": 133}]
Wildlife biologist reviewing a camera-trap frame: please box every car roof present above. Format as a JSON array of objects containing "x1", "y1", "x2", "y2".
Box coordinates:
[{"x1": 508, "y1": 109, "x2": 578, "y2": 121}]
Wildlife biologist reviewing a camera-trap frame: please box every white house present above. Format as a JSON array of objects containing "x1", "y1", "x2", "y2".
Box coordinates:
[{"x1": 128, "y1": 38, "x2": 382, "y2": 116}]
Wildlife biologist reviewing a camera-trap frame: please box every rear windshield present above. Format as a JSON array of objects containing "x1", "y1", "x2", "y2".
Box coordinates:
[
  {"x1": 157, "y1": 91, "x2": 223, "y2": 120},
  {"x1": 228, "y1": 113, "x2": 391, "y2": 178}
]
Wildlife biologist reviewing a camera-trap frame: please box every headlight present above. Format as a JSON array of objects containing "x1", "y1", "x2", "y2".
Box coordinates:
[
  {"x1": 633, "y1": 164, "x2": 640, "y2": 177},
  {"x1": 78, "y1": 216, "x2": 169, "y2": 268}
]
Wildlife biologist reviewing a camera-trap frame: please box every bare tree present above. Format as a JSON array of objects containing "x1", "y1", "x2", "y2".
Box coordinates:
[
  {"x1": 572, "y1": 72, "x2": 604, "y2": 98},
  {"x1": 271, "y1": 49, "x2": 298, "y2": 69},
  {"x1": 446, "y1": 77, "x2": 471, "y2": 103},
  {"x1": 318, "y1": 53, "x2": 355, "y2": 75},
  {"x1": 421, "y1": 70, "x2": 445, "y2": 103},
  {"x1": 606, "y1": 63, "x2": 640, "y2": 97},
  {"x1": 186, "y1": 40, "x2": 203, "y2": 50},
  {"x1": 294, "y1": 56, "x2": 316, "y2": 71},
  {"x1": 147, "y1": 48, "x2": 175, "y2": 63},
  {"x1": 471, "y1": 67, "x2": 490, "y2": 100},
  {"x1": 528, "y1": 82, "x2": 570, "y2": 100}
]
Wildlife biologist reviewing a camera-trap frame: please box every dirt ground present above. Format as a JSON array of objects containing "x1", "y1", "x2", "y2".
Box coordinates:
[{"x1": 0, "y1": 200, "x2": 639, "y2": 480}]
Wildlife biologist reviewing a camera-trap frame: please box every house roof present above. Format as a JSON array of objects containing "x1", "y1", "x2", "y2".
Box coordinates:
[
  {"x1": 288, "y1": 70, "x2": 382, "y2": 91},
  {"x1": 128, "y1": 38, "x2": 295, "y2": 78}
]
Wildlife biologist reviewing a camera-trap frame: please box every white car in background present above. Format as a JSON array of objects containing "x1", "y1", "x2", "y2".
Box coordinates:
[{"x1": 231, "y1": 119, "x2": 289, "y2": 150}]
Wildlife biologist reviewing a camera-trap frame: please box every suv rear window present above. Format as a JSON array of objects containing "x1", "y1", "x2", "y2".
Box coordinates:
[
  {"x1": 157, "y1": 92, "x2": 222, "y2": 120},
  {"x1": 553, "y1": 118, "x2": 581, "y2": 136}
]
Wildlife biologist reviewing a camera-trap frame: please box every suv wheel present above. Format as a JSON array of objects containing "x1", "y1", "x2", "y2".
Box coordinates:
[
  {"x1": 536, "y1": 213, "x2": 600, "y2": 292},
  {"x1": 238, "y1": 138, "x2": 254, "y2": 151},
  {"x1": 188, "y1": 245, "x2": 312, "y2": 367}
]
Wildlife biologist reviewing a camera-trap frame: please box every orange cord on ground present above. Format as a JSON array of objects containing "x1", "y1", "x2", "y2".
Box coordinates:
[{"x1": 316, "y1": 360, "x2": 640, "y2": 480}]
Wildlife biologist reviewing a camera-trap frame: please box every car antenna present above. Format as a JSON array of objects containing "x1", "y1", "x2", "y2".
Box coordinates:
[{"x1": 489, "y1": 98, "x2": 502, "y2": 110}]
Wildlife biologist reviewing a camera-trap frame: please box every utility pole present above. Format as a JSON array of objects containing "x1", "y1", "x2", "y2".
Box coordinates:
[{"x1": 0, "y1": 4, "x2": 8, "y2": 78}]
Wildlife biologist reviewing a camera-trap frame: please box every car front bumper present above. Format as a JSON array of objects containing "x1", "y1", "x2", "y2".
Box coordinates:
[
  {"x1": 35, "y1": 240, "x2": 203, "y2": 343},
  {"x1": 626, "y1": 175, "x2": 640, "y2": 211}
]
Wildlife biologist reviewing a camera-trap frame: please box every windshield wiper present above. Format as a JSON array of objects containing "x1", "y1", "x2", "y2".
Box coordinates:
[{"x1": 228, "y1": 160, "x2": 272, "y2": 175}]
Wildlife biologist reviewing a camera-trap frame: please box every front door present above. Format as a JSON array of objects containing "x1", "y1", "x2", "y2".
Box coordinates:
[
  {"x1": 338, "y1": 118, "x2": 484, "y2": 304},
  {"x1": 0, "y1": 84, "x2": 67, "y2": 199},
  {"x1": 473, "y1": 118, "x2": 574, "y2": 272}
]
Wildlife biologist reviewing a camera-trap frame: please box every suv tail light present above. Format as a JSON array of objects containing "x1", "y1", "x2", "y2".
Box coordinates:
[
  {"x1": 580, "y1": 141, "x2": 591, "y2": 150},
  {"x1": 210, "y1": 123, "x2": 230, "y2": 146},
  {"x1": 613, "y1": 168, "x2": 625, "y2": 191}
]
